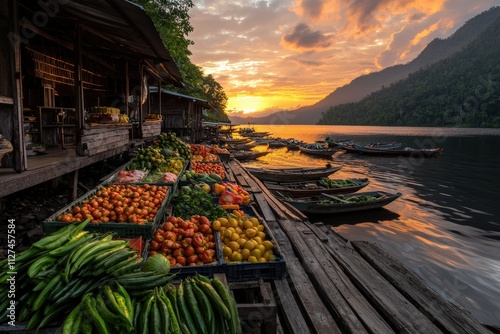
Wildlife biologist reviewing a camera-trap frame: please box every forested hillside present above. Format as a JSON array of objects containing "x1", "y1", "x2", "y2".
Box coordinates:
[{"x1": 318, "y1": 15, "x2": 500, "y2": 127}]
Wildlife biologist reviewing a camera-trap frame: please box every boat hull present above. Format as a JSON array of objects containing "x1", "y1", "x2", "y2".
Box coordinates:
[
  {"x1": 353, "y1": 144, "x2": 443, "y2": 156},
  {"x1": 232, "y1": 151, "x2": 270, "y2": 161},
  {"x1": 247, "y1": 166, "x2": 342, "y2": 182},
  {"x1": 265, "y1": 178, "x2": 369, "y2": 197},
  {"x1": 283, "y1": 191, "x2": 401, "y2": 214},
  {"x1": 299, "y1": 146, "x2": 338, "y2": 157}
]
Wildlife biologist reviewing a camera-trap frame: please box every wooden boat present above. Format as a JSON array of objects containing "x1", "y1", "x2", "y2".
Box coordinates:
[
  {"x1": 267, "y1": 140, "x2": 286, "y2": 148},
  {"x1": 284, "y1": 140, "x2": 304, "y2": 151},
  {"x1": 264, "y1": 178, "x2": 369, "y2": 197},
  {"x1": 232, "y1": 150, "x2": 270, "y2": 161},
  {"x1": 340, "y1": 141, "x2": 401, "y2": 153},
  {"x1": 247, "y1": 164, "x2": 342, "y2": 182},
  {"x1": 299, "y1": 144, "x2": 339, "y2": 157},
  {"x1": 218, "y1": 136, "x2": 252, "y2": 145},
  {"x1": 352, "y1": 144, "x2": 444, "y2": 156},
  {"x1": 280, "y1": 191, "x2": 401, "y2": 214},
  {"x1": 227, "y1": 140, "x2": 257, "y2": 151}
]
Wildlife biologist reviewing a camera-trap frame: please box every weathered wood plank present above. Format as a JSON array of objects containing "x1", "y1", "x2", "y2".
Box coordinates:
[
  {"x1": 353, "y1": 241, "x2": 493, "y2": 334},
  {"x1": 272, "y1": 279, "x2": 312, "y2": 334},
  {"x1": 319, "y1": 230, "x2": 444, "y2": 333},
  {"x1": 271, "y1": 227, "x2": 340, "y2": 334}
]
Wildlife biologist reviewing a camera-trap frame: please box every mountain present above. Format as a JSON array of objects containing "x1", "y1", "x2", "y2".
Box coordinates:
[
  {"x1": 229, "y1": 7, "x2": 500, "y2": 125},
  {"x1": 317, "y1": 13, "x2": 500, "y2": 127}
]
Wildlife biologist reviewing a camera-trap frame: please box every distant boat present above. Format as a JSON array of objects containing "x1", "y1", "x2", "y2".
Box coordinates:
[
  {"x1": 218, "y1": 136, "x2": 252, "y2": 145},
  {"x1": 352, "y1": 144, "x2": 444, "y2": 156},
  {"x1": 232, "y1": 150, "x2": 270, "y2": 161},
  {"x1": 247, "y1": 164, "x2": 341, "y2": 182},
  {"x1": 264, "y1": 178, "x2": 369, "y2": 197},
  {"x1": 340, "y1": 141, "x2": 402, "y2": 153},
  {"x1": 279, "y1": 191, "x2": 402, "y2": 215},
  {"x1": 299, "y1": 144, "x2": 339, "y2": 157},
  {"x1": 227, "y1": 140, "x2": 257, "y2": 151}
]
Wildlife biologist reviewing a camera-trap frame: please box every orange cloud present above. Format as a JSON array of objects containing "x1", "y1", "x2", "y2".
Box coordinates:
[{"x1": 410, "y1": 22, "x2": 439, "y2": 46}]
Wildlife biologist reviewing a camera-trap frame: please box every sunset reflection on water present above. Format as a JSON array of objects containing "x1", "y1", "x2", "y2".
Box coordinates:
[{"x1": 237, "y1": 124, "x2": 500, "y2": 326}]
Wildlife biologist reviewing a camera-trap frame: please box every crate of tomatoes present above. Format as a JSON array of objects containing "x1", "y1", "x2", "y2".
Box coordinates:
[
  {"x1": 43, "y1": 184, "x2": 171, "y2": 238},
  {"x1": 145, "y1": 215, "x2": 224, "y2": 278}
]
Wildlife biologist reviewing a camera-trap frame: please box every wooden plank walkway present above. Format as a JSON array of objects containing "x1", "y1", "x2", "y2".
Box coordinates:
[{"x1": 226, "y1": 159, "x2": 493, "y2": 334}]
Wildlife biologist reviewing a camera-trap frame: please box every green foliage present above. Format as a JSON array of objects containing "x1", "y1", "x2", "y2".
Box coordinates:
[{"x1": 318, "y1": 14, "x2": 500, "y2": 128}]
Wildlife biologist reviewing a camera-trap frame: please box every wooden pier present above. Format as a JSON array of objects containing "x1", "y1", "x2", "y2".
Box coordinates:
[{"x1": 225, "y1": 160, "x2": 494, "y2": 334}]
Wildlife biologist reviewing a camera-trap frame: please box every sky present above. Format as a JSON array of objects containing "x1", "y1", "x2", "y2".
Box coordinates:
[{"x1": 187, "y1": 0, "x2": 500, "y2": 117}]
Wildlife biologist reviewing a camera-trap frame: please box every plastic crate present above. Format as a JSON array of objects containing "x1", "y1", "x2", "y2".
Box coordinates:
[
  {"x1": 42, "y1": 184, "x2": 172, "y2": 238},
  {"x1": 143, "y1": 231, "x2": 225, "y2": 279},
  {"x1": 222, "y1": 206, "x2": 287, "y2": 281}
]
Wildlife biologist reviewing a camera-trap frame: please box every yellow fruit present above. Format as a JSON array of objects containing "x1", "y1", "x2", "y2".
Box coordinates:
[
  {"x1": 250, "y1": 217, "x2": 259, "y2": 227},
  {"x1": 223, "y1": 230, "x2": 232, "y2": 239},
  {"x1": 257, "y1": 231, "x2": 266, "y2": 240},
  {"x1": 229, "y1": 218, "x2": 238, "y2": 228},
  {"x1": 248, "y1": 256, "x2": 258, "y2": 263},
  {"x1": 241, "y1": 249, "x2": 251, "y2": 260},
  {"x1": 245, "y1": 228, "x2": 257, "y2": 238},
  {"x1": 223, "y1": 237, "x2": 231, "y2": 245},
  {"x1": 212, "y1": 220, "x2": 221, "y2": 231},
  {"x1": 237, "y1": 238, "x2": 247, "y2": 247},
  {"x1": 257, "y1": 224, "x2": 265, "y2": 232},
  {"x1": 220, "y1": 226, "x2": 227, "y2": 233},
  {"x1": 243, "y1": 220, "x2": 254, "y2": 229},
  {"x1": 223, "y1": 246, "x2": 232, "y2": 257},
  {"x1": 219, "y1": 218, "x2": 228, "y2": 227},
  {"x1": 252, "y1": 236, "x2": 263, "y2": 245},
  {"x1": 262, "y1": 240, "x2": 274, "y2": 251},
  {"x1": 243, "y1": 240, "x2": 255, "y2": 251},
  {"x1": 228, "y1": 241, "x2": 240, "y2": 251},
  {"x1": 227, "y1": 227, "x2": 236, "y2": 233},
  {"x1": 230, "y1": 233, "x2": 240, "y2": 241},
  {"x1": 230, "y1": 251, "x2": 242, "y2": 262},
  {"x1": 258, "y1": 257, "x2": 267, "y2": 263},
  {"x1": 256, "y1": 244, "x2": 266, "y2": 255},
  {"x1": 235, "y1": 227, "x2": 243, "y2": 235},
  {"x1": 250, "y1": 248, "x2": 261, "y2": 259},
  {"x1": 263, "y1": 250, "x2": 271, "y2": 261}
]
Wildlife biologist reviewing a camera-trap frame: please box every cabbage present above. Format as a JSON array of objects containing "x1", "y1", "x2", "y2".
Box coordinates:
[{"x1": 142, "y1": 254, "x2": 170, "y2": 274}]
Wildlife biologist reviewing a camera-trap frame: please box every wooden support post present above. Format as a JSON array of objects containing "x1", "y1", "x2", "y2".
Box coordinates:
[
  {"x1": 74, "y1": 24, "x2": 84, "y2": 155},
  {"x1": 69, "y1": 170, "x2": 78, "y2": 201},
  {"x1": 138, "y1": 62, "x2": 143, "y2": 138}
]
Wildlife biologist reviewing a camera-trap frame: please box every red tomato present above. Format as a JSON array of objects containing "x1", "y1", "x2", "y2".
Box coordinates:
[
  {"x1": 195, "y1": 246, "x2": 206, "y2": 254},
  {"x1": 199, "y1": 250, "x2": 213, "y2": 263},
  {"x1": 150, "y1": 240, "x2": 160, "y2": 250},
  {"x1": 182, "y1": 238, "x2": 192, "y2": 248},
  {"x1": 193, "y1": 233, "x2": 206, "y2": 248},
  {"x1": 184, "y1": 246, "x2": 195, "y2": 257},
  {"x1": 198, "y1": 224, "x2": 210, "y2": 234},
  {"x1": 153, "y1": 234, "x2": 164, "y2": 243},
  {"x1": 162, "y1": 222, "x2": 174, "y2": 231},
  {"x1": 184, "y1": 229, "x2": 195, "y2": 237},
  {"x1": 163, "y1": 231, "x2": 177, "y2": 242},
  {"x1": 167, "y1": 216, "x2": 178, "y2": 225},
  {"x1": 149, "y1": 250, "x2": 157, "y2": 256},
  {"x1": 176, "y1": 256, "x2": 187, "y2": 266},
  {"x1": 187, "y1": 255, "x2": 198, "y2": 264},
  {"x1": 168, "y1": 257, "x2": 176, "y2": 267},
  {"x1": 199, "y1": 216, "x2": 210, "y2": 225},
  {"x1": 173, "y1": 248, "x2": 184, "y2": 258},
  {"x1": 179, "y1": 220, "x2": 189, "y2": 230},
  {"x1": 208, "y1": 242, "x2": 216, "y2": 249}
]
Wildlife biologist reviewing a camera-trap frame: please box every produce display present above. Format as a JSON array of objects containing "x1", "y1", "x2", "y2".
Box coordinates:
[
  {"x1": 172, "y1": 187, "x2": 227, "y2": 220},
  {"x1": 191, "y1": 161, "x2": 226, "y2": 179},
  {"x1": 212, "y1": 212, "x2": 276, "y2": 264},
  {"x1": 57, "y1": 184, "x2": 168, "y2": 224},
  {"x1": 0, "y1": 219, "x2": 241, "y2": 333},
  {"x1": 190, "y1": 144, "x2": 220, "y2": 162},
  {"x1": 128, "y1": 147, "x2": 168, "y2": 170},
  {"x1": 114, "y1": 170, "x2": 147, "y2": 183},
  {"x1": 148, "y1": 215, "x2": 218, "y2": 267},
  {"x1": 156, "y1": 132, "x2": 192, "y2": 160},
  {"x1": 141, "y1": 170, "x2": 178, "y2": 183},
  {"x1": 145, "y1": 113, "x2": 162, "y2": 121},
  {"x1": 214, "y1": 182, "x2": 251, "y2": 207},
  {"x1": 180, "y1": 169, "x2": 223, "y2": 183},
  {"x1": 319, "y1": 177, "x2": 360, "y2": 188},
  {"x1": 210, "y1": 145, "x2": 230, "y2": 155}
]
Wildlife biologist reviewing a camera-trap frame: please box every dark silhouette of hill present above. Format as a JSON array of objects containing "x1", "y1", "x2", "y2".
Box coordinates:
[{"x1": 229, "y1": 7, "x2": 500, "y2": 125}]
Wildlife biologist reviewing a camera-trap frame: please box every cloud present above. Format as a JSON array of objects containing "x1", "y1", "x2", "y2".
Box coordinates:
[{"x1": 281, "y1": 23, "x2": 332, "y2": 50}]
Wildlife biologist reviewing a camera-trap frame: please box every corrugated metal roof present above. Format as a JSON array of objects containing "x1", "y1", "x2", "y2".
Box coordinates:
[
  {"x1": 149, "y1": 86, "x2": 212, "y2": 109},
  {"x1": 19, "y1": 0, "x2": 183, "y2": 86}
]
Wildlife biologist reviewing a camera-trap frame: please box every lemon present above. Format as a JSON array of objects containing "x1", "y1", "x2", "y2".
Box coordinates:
[
  {"x1": 248, "y1": 256, "x2": 258, "y2": 263},
  {"x1": 250, "y1": 217, "x2": 259, "y2": 227},
  {"x1": 262, "y1": 240, "x2": 274, "y2": 250},
  {"x1": 229, "y1": 251, "x2": 242, "y2": 262},
  {"x1": 245, "y1": 228, "x2": 257, "y2": 238},
  {"x1": 219, "y1": 226, "x2": 227, "y2": 233},
  {"x1": 223, "y1": 230, "x2": 232, "y2": 239},
  {"x1": 237, "y1": 238, "x2": 247, "y2": 247},
  {"x1": 212, "y1": 220, "x2": 221, "y2": 231},
  {"x1": 223, "y1": 237, "x2": 231, "y2": 245},
  {"x1": 257, "y1": 224, "x2": 265, "y2": 232},
  {"x1": 257, "y1": 231, "x2": 266, "y2": 240},
  {"x1": 251, "y1": 248, "x2": 261, "y2": 259},
  {"x1": 229, "y1": 218, "x2": 238, "y2": 228},
  {"x1": 258, "y1": 257, "x2": 267, "y2": 263},
  {"x1": 235, "y1": 227, "x2": 243, "y2": 235},
  {"x1": 230, "y1": 233, "x2": 240, "y2": 241},
  {"x1": 228, "y1": 241, "x2": 240, "y2": 251},
  {"x1": 241, "y1": 248, "x2": 251, "y2": 260},
  {"x1": 243, "y1": 220, "x2": 254, "y2": 229},
  {"x1": 252, "y1": 236, "x2": 263, "y2": 245},
  {"x1": 219, "y1": 217, "x2": 228, "y2": 227},
  {"x1": 243, "y1": 240, "x2": 256, "y2": 251},
  {"x1": 227, "y1": 227, "x2": 236, "y2": 233},
  {"x1": 223, "y1": 246, "x2": 232, "y2": 257},
  {"x1": 256, "y1": 244, "x2": 266, "y2": 254},
  {"x1": 263, "y1": 250, "x2": 271, "y2": 260}
]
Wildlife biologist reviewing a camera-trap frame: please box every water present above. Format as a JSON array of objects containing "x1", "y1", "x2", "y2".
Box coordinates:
[{"x1": 238, "y1": 125, "x2": 500, "y2": 326}]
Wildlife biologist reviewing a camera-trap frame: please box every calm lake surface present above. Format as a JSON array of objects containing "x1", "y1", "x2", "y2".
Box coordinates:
[{"x1": 239, "y1": 125, "x2": 500, "y2": 326}]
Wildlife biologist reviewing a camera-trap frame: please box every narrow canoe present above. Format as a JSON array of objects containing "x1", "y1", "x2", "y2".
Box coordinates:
[
  {"x1": 247, "y1": 165, "x2": 342, "y2": 182},
  {"x1": 264, "y1": 178, "x2": 369, "y2": 197},
  {"x1": 280, "y1": 191, "x2": 401, "y2": 214},
  {"x1": 353, "y1": 144, "x2": 444, "y2": 156},
  {"x1": 299, "y1": 145, "x2": 339, "y2": 157},
  {"x1": 232, "y1": 150, "x2": 270, "y2": 161}
]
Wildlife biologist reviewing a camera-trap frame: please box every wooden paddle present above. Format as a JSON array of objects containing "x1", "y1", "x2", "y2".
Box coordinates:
[{"x1": 321, "y1": 193, "x2": 350, "y2": 203}]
